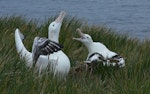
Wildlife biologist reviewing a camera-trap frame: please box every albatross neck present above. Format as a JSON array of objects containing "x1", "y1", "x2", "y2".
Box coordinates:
[
  {"x1": 83, "y1": 42, "x2": 95, "y2": 53},
  {"x1": 48, "y1": 31, "x2": 60, "y2": 43}
]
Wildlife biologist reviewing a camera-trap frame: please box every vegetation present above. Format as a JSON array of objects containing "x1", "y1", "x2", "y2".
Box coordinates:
[{"x1": 0, "y1": 16, "x2": 149, "y2": 94}]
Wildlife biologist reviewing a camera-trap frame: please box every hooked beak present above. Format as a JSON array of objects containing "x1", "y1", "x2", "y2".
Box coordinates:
[
  {"x1": 55, "y1": 11, "x2": 66, "y2": 23},
  {"x1": 73, "y1": 28, "x2": 85, "y2": 41}
]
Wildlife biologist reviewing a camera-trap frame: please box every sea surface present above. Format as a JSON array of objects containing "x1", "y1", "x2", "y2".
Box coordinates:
[{"x1": 0, "y1": 0, "x2": 150, "y2": 40}]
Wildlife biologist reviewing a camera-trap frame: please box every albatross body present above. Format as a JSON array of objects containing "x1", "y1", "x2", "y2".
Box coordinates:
[
  {"x1": 73, "y1": 28, "x2": 125, "y2": 68},
  {"x1": 15, "y1": 11, "x2": 70, "y2": 77}
]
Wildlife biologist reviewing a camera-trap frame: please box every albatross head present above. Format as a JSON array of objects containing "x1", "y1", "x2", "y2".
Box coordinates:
[
  {"x1": 48, "y1": 11, "x2": 66, "y2": 42},
  {"x1": 73, "y1": 28, "x2": 93, "y2": 45}
]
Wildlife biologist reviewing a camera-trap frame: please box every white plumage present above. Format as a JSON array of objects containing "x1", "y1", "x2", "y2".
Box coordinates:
[
  {"x1": 73, "y1": 28, "x2": 125, "y2": 68},
  {"x1": 15, "y1": 11, "x2": 70, "y2": 77}
]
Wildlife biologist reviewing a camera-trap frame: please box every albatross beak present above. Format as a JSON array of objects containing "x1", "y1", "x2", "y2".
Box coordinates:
[
  {"x1": 76, "y1": 28, "x2": 84, "y2": 37},
  {"x1": 55, "y1": 11, "x2": 66, "y2": 23},
  {"x1": 73, "y1": 28, "x2": 85, "y2": 41}
]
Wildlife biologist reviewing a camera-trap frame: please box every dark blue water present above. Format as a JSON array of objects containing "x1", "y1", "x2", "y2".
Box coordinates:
[{"x1": 0, "y1": 0, "x2": 150, "y2": 40}]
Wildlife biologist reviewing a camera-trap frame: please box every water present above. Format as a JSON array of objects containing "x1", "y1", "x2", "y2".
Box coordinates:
[{"x1": 0, "y1": 0, "x2": 150, "y2": 40}]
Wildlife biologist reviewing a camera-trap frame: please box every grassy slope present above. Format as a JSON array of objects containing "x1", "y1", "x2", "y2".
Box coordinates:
[{"x1": 0, "y1": 16, "x2": 149, "y2": 94}]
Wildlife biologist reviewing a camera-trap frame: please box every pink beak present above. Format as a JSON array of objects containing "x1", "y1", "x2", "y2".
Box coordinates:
[
  {"x1": 73, "y1": 28, "x2": 85, "y2": 41},
  {"x1": 76, "y1": 28, "x2": 84, "y2": 37},
  {"x1": 55, "y1": 11, "x2": 66, "y2": 23}
]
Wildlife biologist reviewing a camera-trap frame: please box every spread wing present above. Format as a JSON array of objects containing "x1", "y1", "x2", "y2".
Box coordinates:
[{"x1": 32, "y1": 37, "x2": 63, "y2": 64}]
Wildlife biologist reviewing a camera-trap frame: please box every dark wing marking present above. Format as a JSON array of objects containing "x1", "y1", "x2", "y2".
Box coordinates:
[
  {"x1": 108, "y1": 54, "x2": 122, "y2": 63},
  {"x1": 32, "y1": 37, "x2": 63, "y2": 64},
  {"x1": 88, "y1": 52, "x2": 105, "y2": 61}
]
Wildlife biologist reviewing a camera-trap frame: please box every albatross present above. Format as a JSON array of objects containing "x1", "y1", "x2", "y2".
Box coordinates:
[
  {"x1": 15, "y1": 11, "x2": 70, "y2": 77},
  {"x1": 73, "y1": 28, "x2": 125, "y2": 68}
]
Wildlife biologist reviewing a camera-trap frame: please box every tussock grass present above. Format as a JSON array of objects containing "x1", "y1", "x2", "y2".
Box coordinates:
[{"x1": 0, "y1": 16, "x2": 149, "y2": 94}]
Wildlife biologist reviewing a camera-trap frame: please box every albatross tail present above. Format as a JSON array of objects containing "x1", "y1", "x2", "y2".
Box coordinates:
[{"x1": 15, "y1": 28, "x2": 33, "y2": 67}]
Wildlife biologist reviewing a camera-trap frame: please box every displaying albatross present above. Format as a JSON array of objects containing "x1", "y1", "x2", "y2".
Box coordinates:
[
  {"x1": 73, "y1": 28, "x2": 125, "y2": 68},
  {"x1": 15, "y1": 11, "x2": 70, "y2": 77}
]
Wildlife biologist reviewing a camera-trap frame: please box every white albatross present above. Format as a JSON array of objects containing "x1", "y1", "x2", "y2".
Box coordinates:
[
  {"x1": 73, "y1": 28, "x2": 125, "y2": 68},
  {"x1": 15, "y1": 11, "x2": 70, "y2": 77}
]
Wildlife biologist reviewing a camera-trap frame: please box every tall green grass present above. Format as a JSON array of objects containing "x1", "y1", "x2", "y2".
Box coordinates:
[{"x1": 0, "y1": 16, "x2": 149, "y2": 94}]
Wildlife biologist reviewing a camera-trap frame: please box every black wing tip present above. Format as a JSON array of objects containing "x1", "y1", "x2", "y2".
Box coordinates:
[
  {"x1": 35, "y1": 38, "x2": 64, "y2": 56},
  {"x1": 40, "y1": 42, "x2": 63, "y2": 55},
  {"x1": 33, "y1": 54, "x2": 40, "y2": 66},
  {"x1": 51, "y1": 41, "x2": 64, "y2": 47}
]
